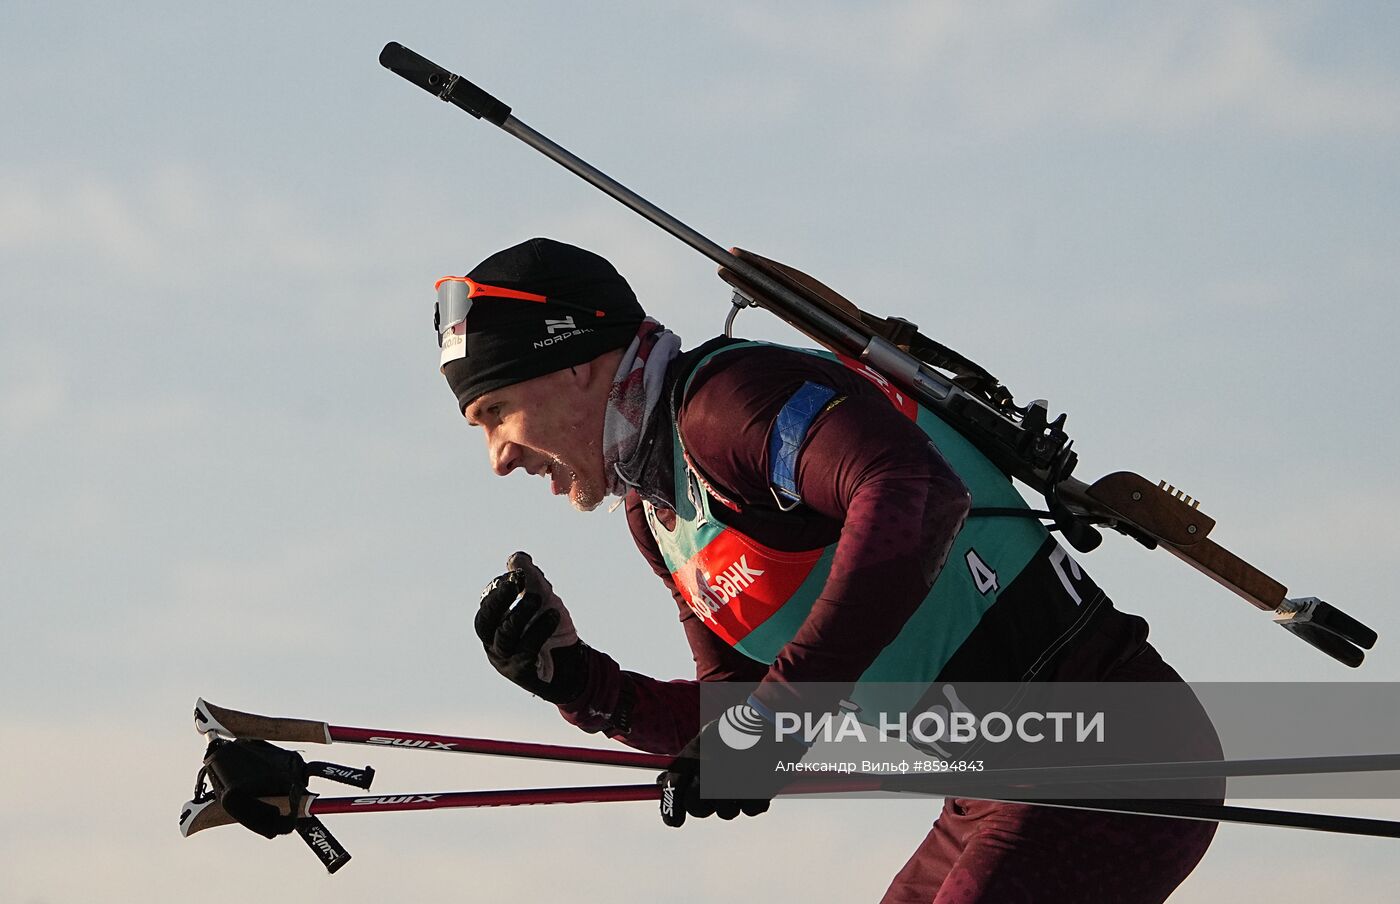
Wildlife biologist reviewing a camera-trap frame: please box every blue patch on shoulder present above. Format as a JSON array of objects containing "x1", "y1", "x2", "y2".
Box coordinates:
[{"x1": 768, "y1": 381, "x2": 839, "y2": 506}]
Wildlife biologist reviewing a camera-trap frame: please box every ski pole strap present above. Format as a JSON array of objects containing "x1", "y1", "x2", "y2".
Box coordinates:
[
  {"x1": 294, "y1": 817, "x2": 352, "y2": 874},
  {"x1": 306, "y1": 761, "x2": 376, "y2": 790}
]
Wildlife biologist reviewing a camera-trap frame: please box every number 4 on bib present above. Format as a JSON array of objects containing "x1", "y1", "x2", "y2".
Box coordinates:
[{"x1": 964, "y1": 549, "x2": 999, "y2": 595}]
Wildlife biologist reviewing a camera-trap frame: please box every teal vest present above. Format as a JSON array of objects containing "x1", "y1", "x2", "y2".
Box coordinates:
[{"x1": 643, "y1": 343, "x2": 1050, "y2": 700}]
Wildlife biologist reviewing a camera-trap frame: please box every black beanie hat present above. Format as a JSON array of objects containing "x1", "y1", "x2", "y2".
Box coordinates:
[{"x1": 439, "y1": 238, "x2": 645, "y2": 412}]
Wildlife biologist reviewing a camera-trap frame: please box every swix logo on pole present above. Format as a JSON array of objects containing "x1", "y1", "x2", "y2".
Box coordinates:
[
  {"x1": 351, "y1": 795, "x2": 442, "y2": 806},
  {"x1": 687, "y1": 555, "x2": 765, "y2": 622},
  {"x1": 316, "y1": 765, "x2": 370, "y2": 782},
  {"x1": 322, "y1": 766, "x2": 361, "y2": 778},
  {"x1": 303, "y1": 825, "x2": 340, "y2": 861},
  {"x1": 661, "y1": 784, "x2": 675, "y2": 818},
  {"x1": 367, "y1": 736, "x2": 457, "y2": 750}
]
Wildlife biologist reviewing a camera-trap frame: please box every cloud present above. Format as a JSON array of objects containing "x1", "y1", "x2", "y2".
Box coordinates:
[
  {"x1": 721, "y1": 2, "x2": 1400, "y2": 136},
  {"x1": 0, "y1": 347, "x2": 68, "y2": 436},
  {"x1": 0, "y1": 166, "x2": 347, "y2": 289}
]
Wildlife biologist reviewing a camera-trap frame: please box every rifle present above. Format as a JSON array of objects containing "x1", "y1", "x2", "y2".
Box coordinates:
[{"x1": 378, "y1": 43, "x2": 1376, "y2": 667}]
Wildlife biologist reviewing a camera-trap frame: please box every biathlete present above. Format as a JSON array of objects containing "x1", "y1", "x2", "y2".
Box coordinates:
[{"x1": 439, "y1": 237, "x2": 1218, "y2": 903}]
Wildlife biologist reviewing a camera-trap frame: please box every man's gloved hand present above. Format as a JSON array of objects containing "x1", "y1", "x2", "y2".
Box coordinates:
[
  {"x1": 657, "y1": 702, "x2": 809, "y2": 827},
  {"x1": 476, "y1": 551, "x2": 589, "y2": 705},
  {"x1": 202, "y1": 738, "x2": 308, "y2": 838}
]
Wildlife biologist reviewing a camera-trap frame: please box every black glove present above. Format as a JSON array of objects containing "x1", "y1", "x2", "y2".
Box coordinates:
[
  {"x1": 197, "y1": 738, "x2": 359, "y2": 872},
  {"x1": 201, "y1": 738, "x2": 308, "y2": 838},
  {"x1": 658, "y1": 703, "x2": 809, "y2": 827},
  {"x1": 476, "y1": 551, "x2": 589, "y2": 705}
]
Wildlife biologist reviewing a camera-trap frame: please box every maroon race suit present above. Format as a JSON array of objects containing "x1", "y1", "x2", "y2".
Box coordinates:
[{"x1": 557, "y1": 339, "x2": 1217, "y2": 902}]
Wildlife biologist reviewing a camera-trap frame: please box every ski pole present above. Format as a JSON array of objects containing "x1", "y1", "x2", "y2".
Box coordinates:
[
  {"x1": 181, "y1": 778, "x2": 879, "y2": 837},
  {"x1": 181, "y1": 784, "x2": 664, "y2": 836},
  {"x1": 195, "y1": 698, "x2": 671, "y2": 770},
  {"x1": 198, "y1": 699, "x2": 1400, "y2": 789},
  {"x1": 186, "y1": 702, "x2": 1400, "y2": 841},
  {"x1": 181, "y1": 779, "x2": 1400, "y2": 842},
  {"x1": 998, "y1": 798, "x2": 1400, "y2": 840}
]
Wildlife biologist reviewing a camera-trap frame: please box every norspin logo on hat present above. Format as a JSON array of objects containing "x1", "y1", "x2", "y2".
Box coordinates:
[{"x1": 435, "y1": 238, "x2": 646, "y2": 412}]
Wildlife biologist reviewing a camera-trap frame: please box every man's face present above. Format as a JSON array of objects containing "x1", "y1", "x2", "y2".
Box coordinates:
[{"x1": 463, "y1": 365, "x2": 609, "y2": 512}]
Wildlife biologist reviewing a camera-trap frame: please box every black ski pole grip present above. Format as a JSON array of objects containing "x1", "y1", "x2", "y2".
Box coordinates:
[{"x1": 379, "y1": 42, "x2": 511, "y2": 125}]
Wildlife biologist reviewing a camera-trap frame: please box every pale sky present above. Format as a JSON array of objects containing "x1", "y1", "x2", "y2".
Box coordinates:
[{"x1": 4, "y1": 2, "x2": 1400, "y2": 901}]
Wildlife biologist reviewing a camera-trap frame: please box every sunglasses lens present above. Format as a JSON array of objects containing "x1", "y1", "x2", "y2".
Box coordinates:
[{"x1": 437, "y1": 280, "x2": 472, "y2": 365}]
